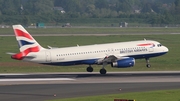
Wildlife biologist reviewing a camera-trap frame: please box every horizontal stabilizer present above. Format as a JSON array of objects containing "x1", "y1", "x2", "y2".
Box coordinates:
[
  {"x1": 24, "y1": 55, "x2": 36, "y2": 59},
  {"x1": 47, "y1": 46, "x2": 58, "y2": 49},
  {"x1": 6, "y1": 52, "x2": 16, "y2": 55},
  {"x1": 7, "y1": 52, "x2": 36, "y2": 60}
]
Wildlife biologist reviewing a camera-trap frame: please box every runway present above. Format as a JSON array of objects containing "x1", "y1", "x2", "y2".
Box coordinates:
[{"x1": 0, "y1": 71, "x2": 180, "y2": 101}]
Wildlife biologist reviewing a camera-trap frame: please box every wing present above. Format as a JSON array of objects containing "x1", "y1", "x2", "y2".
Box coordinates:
[
  {"x1": 96, "y1": 55, "x2": 123, "y2": 64},
  {"x1": 103, "y1": 55, "x2": 118, "y2": 62}
]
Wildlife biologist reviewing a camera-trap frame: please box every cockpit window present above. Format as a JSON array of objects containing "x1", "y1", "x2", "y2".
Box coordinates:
[{"x1": 157, "y1": 44, "x2": 162, "y2": 47}]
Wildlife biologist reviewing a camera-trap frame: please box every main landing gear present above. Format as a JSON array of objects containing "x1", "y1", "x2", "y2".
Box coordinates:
[
  {"x1": 86, "y1": 65, "x2": 93, "y2": 72},
  {"x1": 99, "y1": 68, "x2": 106, "y2": 74},
  {"x1": 146, "y1": 58, "x2": 151, "y2": 68},
  {"x1": 86, "y1": 64, "x2": 107, "y2": 74},
  {"x1": 100, "y1": 62, "x2": 107, "y2": 74}
]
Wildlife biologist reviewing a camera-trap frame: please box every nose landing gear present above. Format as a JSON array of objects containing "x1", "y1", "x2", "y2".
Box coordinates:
[{"x1": 146, "y1": 58, "x2": 151, "y2": 68}]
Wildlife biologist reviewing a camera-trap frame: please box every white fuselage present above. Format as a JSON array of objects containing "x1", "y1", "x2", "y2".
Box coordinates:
[{"x1": 24, "y1": 40, "x2": 168, "y2": 66}]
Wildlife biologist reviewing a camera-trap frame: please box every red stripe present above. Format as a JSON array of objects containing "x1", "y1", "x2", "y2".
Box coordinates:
[
  {"x1": 137, "y1": 43, "x2": 153, "y2": 46},
  {"x1": 11, "y1": 52, "x2": 24, "y2": 60},
  {"x1": 14, "y1": 29, "x2": 33, "y2": 40},
  {"x1": 11, "y1": 46, "x2": 40, "y2": 60}
]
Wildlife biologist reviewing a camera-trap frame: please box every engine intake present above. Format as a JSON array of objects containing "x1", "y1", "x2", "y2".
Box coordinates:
[{"x1": 111, "y1": 57, "x2": 135, "y2": 68}]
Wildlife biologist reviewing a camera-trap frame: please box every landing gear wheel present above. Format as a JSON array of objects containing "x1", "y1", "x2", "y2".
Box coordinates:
[
  {"x1": 145, "y1": 58, "x2": 151, "y2": 68},
  {"x1": 146, "y1": 64, "x2": 151, "y2": 68},
  {"x1": 100, "y1": 69, "x2": 107, "y2": 74},
  {"x1": 86, "y1": 66, "x2": 93, "y2": 72}
]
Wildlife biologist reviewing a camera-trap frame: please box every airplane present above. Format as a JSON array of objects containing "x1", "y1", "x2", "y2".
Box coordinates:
[{"x1": 8, "y1": 25, "x2": 169, "y2": 74}]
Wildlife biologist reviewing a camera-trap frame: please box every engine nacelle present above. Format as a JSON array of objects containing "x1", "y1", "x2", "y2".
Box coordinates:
[{"x1": 111, "y1": 57, "x2": 135, "y2": 68}]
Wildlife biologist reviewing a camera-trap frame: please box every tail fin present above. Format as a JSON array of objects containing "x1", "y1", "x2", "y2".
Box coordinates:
[{"x1": 11, "y1": 25, "x2": 45, "y2": 60}]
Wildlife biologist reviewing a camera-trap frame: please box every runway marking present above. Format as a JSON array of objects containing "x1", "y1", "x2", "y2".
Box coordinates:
[{"x1": 0, "y1": 78, "x2": 75, "y2": 82}]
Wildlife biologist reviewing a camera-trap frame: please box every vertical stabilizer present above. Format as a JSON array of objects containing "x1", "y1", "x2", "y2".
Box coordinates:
[{"x1": 11, "y1": 25, "x2": 45, "y2": 60}]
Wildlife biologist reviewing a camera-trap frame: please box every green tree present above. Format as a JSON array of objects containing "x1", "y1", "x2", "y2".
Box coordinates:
[
  {"x1": 33, "y1": 0, "x2": 54, "y2": 15},
  {"x1": 0, "y1": 0, "x2": 178, "y2": 25},
  {"x1": 141, "y1": 2, "x2": 153, "y2": 13},
  {"x1": 175, "y1": 0, "x2": 180, "y2": 6},
  {"x1": 116, "y1": 0, "x2": 132, "y2": 13},
  {"x1": 174, "y1": 0, "x2": 180, "y2": 14},
  {"x1": 170, "y1": 3, "x2": 176, "y2": 14},
  {"x1": 86, "y1": 4, "x2": 96, "y2": 17},
  {"x1": 22, "y1": 16, "x2": 30, "y2": 26},
  {"x1": 1, "y1": 0, "x2": 21, "y2": 15},
  {"x1": 95, "y1": 0, "x2": 109, "y2": 9}
]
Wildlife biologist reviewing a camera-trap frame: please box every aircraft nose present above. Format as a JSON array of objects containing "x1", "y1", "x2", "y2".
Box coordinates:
[{"x1": 164, "y1": 46, "x2": 169, "y2": 52}]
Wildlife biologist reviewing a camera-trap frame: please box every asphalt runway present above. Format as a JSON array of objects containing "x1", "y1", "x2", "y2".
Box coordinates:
[{"x1": 0, "y1": 71, "x2": 180, "y2": 101}]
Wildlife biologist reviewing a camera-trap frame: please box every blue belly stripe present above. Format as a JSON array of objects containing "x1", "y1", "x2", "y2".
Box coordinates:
[{"x1": 42, "y1": 52, "x2": 167, "y2": 66}]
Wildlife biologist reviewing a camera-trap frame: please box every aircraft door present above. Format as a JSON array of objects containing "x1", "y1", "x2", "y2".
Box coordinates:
[{"x1": 45, "y1": 51, "x2": 51, "y2": 62}]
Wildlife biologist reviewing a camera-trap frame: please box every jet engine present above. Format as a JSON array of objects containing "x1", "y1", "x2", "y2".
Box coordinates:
[{"x1": 111, "y1": 57, "x2": 135, "y2": 68}]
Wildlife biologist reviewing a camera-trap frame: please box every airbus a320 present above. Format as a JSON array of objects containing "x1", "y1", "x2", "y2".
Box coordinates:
[{"x1": 8, "y1": 25, "x2": 169, "y2": 74}]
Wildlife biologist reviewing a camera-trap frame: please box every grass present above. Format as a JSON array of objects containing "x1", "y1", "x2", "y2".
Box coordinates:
[
  {"x1": 49, "y1": 89, "x2": 180, "y2": 101},
  {"x1": 0, "y1": 34, "x2": 180, "y2": 73},
  {"x1": 1, "y1": 27, "x2": 180, "y2": 34}
]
